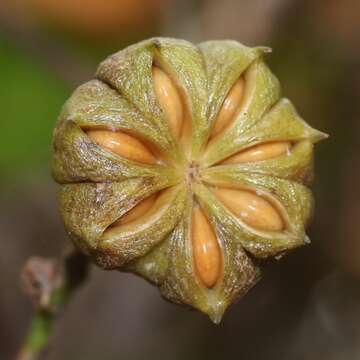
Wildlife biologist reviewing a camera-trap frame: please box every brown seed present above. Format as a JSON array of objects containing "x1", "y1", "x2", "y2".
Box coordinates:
[
  {"x1": 211, "y1": 77, "x2": 245, "y2": 138},
  {"x1": 214, "y1": 188, "x2": 284, "y2": 231},
  {"x1": 221, "y1": 141, "x2": 291, "y2": 165},
  {"x1": 87, "y1": 130, "x2": 156, "y2": 164},
  {"x1": 152, "y1": 66, "x2": 183, "y2": 139},
  {"x1": 191, "y1": 205, "x2": 221, "y2": 288},
  {"x1": 112, "y1": 194, "x2": 157, "y2": 226}
]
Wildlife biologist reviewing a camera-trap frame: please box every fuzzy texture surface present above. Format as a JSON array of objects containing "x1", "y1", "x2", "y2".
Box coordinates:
[{"x1": 52, "y1": 37, "x2": 326, "y2": 322}]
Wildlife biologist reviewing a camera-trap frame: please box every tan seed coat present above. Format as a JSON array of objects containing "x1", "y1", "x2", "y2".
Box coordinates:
[
  {"x1": 87, "y1": 130, "x2": 156, "y2": 164},
  {"x1": 152, "y1": 66, "x2": 183, "y2": 139},
  {"x1": 222, "y1": 141, "x2": 291, "y2": 165},
  {"x1": 191, "y1": 206, "x2": 221, "y2": 288},
  {"x1": 214, "y1": 188, "x2": 284, "y2": 231}
]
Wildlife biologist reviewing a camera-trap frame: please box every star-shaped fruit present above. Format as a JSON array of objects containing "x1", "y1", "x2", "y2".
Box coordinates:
[{"x1": 52, "y1": 38, "x2": 327, "y2": 322}]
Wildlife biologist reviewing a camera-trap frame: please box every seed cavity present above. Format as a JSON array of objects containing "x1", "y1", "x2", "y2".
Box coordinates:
[
  {"x1": 191, "y1": 205, "x2": 222, "y2": 288},
  {"x1": 211, "y1": 77, "x2": 245, "y2": 139},
  {"x1": 87, "y1": 130, "x2": 156, "y2": 164},
  {"x1": 111, "y1": 194, "x2": 157, "y2": 227},
  {"x1": 152, "y1": 66, "x2": 183, "y2": 139},
  {"x1": 221, "y1": 141, "x2": 291, "y2": 165},
  {"x1": 104, "y1": 187, "x2": 177, "y2": 238},
  {"x1": 213, "y1": 188, "x2": 284, "y2": 232}
]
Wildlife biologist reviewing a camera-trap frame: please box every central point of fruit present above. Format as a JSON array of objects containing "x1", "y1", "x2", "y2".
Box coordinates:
[{"x1": 187, "y1": 161, "x2": 200, "y2": 184}]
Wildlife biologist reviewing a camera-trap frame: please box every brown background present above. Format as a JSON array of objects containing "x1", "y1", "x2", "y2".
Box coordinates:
[{"x1": 1, "y1": 0, "x2": 360, "y2": 359}]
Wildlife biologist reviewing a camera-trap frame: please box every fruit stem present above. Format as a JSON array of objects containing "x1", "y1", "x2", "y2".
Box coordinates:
[{"x1": 16, "y1": 249, "x2": 89, "y2": 360}]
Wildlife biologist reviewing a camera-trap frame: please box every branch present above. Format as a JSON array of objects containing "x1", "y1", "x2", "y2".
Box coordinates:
[{"x1": 17, "y1": 249, "x2": 89, "y2": 360}]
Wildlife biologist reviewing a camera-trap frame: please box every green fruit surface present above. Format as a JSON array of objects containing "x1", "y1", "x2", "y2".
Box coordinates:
[{"x1": 52, "y1": 37, "x2": 326, "y2": 322}]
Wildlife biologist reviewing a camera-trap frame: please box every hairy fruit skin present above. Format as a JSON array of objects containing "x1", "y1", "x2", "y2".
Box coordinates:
[{"x1": 52, "y1": 37, "x2": 327, "y2": 323}]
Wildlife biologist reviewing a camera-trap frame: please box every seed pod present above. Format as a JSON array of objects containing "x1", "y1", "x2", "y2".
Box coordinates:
[{"x1": 52, "y1": 38, "x2": 327, "y2": 323}]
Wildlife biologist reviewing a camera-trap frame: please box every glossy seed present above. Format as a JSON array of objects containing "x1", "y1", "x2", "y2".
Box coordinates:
[
  {"x1": 87, "y1": 130, "x2": 156, "y2": 164},
  {"x1": 221, "y1": 141, "x2": 291, "y2": 165},
  {"x1": 112, "y1": 194, "x2": 157, "y2": 226},
  {"x1": 214, "y1": 188, "x2": 284, "y2": 231},
  {"x1": 152, "y1": 66, "x2": 183, "y2": 139},
  {"x1": 211, "y1": 77, "x2": 245, "y2": 138},
  {"x1": 191, "y1": 206, "x2": 221, "y2": 288}
]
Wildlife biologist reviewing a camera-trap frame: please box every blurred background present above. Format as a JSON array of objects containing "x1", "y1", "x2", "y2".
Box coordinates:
[{"x1": 1, "y1": 0, "x2": 359, "y2": 359}]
